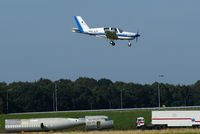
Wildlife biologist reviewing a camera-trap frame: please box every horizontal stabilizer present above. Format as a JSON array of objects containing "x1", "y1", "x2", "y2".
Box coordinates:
[{"x1": 72, "y1": 28, "x2": 81, "y2": 33}]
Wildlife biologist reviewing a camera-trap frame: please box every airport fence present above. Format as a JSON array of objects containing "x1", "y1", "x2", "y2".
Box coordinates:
[{"x1": 7, "y1": 105, "x2": 200, "y2": 115}]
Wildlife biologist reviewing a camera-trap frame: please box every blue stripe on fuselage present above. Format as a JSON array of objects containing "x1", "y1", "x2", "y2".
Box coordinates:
[
  {"x1": 91, "y1": 33, "x2": 134, "y2": 38},
  {"x1": 74, "y1": 16, "x2": 84, "y2": 33}
]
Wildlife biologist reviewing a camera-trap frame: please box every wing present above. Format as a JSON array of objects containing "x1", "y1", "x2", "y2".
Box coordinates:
[
  {"x1": 105, "y1": 31, "x2": 118, "y2": 40},
  {"x1": 95, "y1": 35, "x2": 106, "y2": 38},
  {"x1": 72, "y1": 28, "x2": 81, "y2": 33}
]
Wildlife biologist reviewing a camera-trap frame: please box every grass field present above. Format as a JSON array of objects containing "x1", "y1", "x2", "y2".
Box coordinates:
[
  {"x1": 1, "y1": 110, "x2": 200, "y2": 133},
  {"x1": 0, "y1": 110, "x2": 151, "y2": 131}
]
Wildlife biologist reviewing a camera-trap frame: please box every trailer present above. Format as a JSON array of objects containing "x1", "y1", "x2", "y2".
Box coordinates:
[{"x1": 136, "y1": 111, "x2": 200, "y2": 129}]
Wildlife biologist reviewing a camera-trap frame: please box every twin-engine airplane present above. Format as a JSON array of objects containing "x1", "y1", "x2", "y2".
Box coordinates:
[{"x1": 72, "y1": 16, "x2": 140, "y2": 47}]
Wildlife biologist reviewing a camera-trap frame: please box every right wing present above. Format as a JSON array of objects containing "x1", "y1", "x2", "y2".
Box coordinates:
[{"x1": 105, "y1": 30, "x2": 118, "y2": 40}]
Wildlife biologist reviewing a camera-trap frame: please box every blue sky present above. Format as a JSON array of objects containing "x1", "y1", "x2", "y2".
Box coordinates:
[{"x1": 0, "y1": 0, "x2": 200, "y2": 84}]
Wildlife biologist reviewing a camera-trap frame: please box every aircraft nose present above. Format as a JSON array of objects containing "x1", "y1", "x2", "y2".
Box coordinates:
[
  {"x1": 134, "y1": 33, "x2": 140, "y2": 42},
  {"x1": 135, "y1": 33, "x2": 140, "y2": 37}
]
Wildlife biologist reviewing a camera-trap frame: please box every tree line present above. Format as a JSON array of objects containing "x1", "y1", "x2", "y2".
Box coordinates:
[{"x1": 0, "y1": 77, "x2": 200, "y2": 114}]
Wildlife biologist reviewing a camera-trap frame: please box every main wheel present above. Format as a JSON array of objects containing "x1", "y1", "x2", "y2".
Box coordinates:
[{"x1": 110, "y1": 41, "x2": 115, "y2": 46}]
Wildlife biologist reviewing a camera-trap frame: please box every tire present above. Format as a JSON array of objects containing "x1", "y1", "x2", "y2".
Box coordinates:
[
  {"x1": 110, "y1": 41, "x2": 115, "y2": 46},
  {"x1": 155, "y1": 125, "x2": 161, "y2": 130}
]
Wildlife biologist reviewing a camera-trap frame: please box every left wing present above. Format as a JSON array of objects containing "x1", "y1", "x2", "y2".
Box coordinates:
[{"x1": 95, "y1": 35, "x2": 106, "y2": 38}]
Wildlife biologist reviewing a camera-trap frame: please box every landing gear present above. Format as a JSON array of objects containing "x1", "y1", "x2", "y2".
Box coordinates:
[
  {"x1": 128, "y1": 41, "x2": 132, "y2": 47},
  {"x1": 110, "y1": 40, "x2": 115, "y2": 46},
  {"x1": 109, "y1": 40, "x2": 132, "y2": 47}
]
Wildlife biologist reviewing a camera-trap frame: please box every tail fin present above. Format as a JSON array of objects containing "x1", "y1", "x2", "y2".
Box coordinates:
[{"x1": 74, "y1": 16, "x2": 90, "y2": 33}]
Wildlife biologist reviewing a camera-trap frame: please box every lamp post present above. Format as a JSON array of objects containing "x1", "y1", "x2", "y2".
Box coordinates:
[
  {"x1": 6, "y1": 89, "x2": 8, "y2": 114},
  {"x1": 6, "y1": 89, "x2": 12, "y2": 114},
  {"x1": 52, "y1": 91, "x2": 55, "y2": 111},
  {"x1": 55, "y1": 82, "x2": 58, "y2": 112},
  {"x1": 158, "y1": 75, "x2": 164, "y2": 109},
  {"x1": 52, "y1": 81, "x2": 58, "y2": 112},
  {"x1": 120, "y1": 89, "x2": 124, "y2": 109}
]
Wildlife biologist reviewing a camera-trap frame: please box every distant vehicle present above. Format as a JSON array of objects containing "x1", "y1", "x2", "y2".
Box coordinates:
[
  {"x1": 85, "y1": 115, "x2": 113, "y2": 130},
  {"x1": 136, "y1": 111, "x2": 200, "y2": 129},
  {"x1": 5, "y1": 118, "x2": 85, "y2": 132},
  {"x1": 72, "y1": 16, "x2": 140, "y2": 47}
]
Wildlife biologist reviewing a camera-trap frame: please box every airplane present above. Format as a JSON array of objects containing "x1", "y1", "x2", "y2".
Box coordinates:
[{"x1": 72, "y1": 16, "x2": 140, "y2": 47}]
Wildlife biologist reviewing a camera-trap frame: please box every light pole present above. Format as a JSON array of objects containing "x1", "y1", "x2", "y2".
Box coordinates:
[
  {"x1": 55, "y1": 82, "x2": 58, "y2": 112},
  {"x1": 52, "y1": 91, "x2": 55, "y2": 111},
  {"x1": 120, "y1": 89, "x2": 124, "y2": 109},
  {"x1": 109, "y1": 101, "x2": 112, "y2": 109},
  {"x1": 158, "y1": 75, "x2": 164, "y2": 109},
  {"x1": 6, "y1": 89, "x2": 12, "y2": 114},
  {"x1": 6, "y1": 89, "x2": 8, "y2": 114}
]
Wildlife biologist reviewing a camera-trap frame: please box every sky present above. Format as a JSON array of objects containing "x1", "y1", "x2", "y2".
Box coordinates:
[{"x1": 0, "y1": 0, "x2": 200, "y2": 85}]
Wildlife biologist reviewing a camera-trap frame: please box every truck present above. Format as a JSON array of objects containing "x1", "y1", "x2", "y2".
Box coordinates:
[{"x1": 136, "y1": 111, "x2": 200, "y2": 129}]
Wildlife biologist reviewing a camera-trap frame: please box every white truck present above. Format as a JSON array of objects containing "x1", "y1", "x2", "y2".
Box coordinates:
[{"x1": 136, "y1": 111, "x2": 200, "y2": 129}]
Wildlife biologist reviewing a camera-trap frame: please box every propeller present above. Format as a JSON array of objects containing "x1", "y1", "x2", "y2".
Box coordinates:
[{"x1": 135, "y1": 30, "x2": 140, "y2": 42}]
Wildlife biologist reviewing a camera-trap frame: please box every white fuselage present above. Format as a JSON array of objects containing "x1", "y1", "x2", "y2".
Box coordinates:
[
  {"x1": 84, "y1": 27, "x2": 136, "y2": 40},
  {"x1": 5, "y1": 118, "x2": 85, "y2": 132}
]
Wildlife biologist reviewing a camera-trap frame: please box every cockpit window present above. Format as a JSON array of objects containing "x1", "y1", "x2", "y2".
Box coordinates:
[
  {"x1": 118, "y1": 28, "x2": 123, "y2": 33},
  {"x1": 137, "y1": 118, "x2": 144, "y2": 122},
  {"x1": 104, "y1": 28, "x2": 109, "y2": 32},
  {"x1": 111, "y1": 28, "x2": 117, "y2": 32}
]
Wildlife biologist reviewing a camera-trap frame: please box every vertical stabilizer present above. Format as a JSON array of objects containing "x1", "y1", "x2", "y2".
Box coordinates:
[{"x1": 74, "y1": 16, "x2": 90, "y2": 33}]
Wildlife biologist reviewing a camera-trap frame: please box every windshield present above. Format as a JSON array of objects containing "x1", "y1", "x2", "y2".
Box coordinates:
[
  {"x1": 118, "y1": 28, "x2": 123, "y2": 33},
  {"x1": 137, "y1": 118, "x2": 144, "y2": 122},
  {"x1": 111, "y1": 28, "x2": 117, "y2": 32}
]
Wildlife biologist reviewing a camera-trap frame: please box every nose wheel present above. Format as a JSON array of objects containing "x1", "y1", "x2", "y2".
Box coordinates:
[
  {"x1": 110, "y1": 40, "x2": 115, "y2": 46},
  {"x1": 128, "y1": 42, "x2": 132, "y2": 47}
]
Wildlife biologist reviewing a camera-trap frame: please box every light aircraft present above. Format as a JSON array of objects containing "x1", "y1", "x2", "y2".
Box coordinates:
[{"x1": 72, "y1": 16, "x2": 140, "y2": 47}]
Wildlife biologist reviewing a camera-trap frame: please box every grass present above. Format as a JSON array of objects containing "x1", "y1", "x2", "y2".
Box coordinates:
[{"x1": 1, "y1": 110, "x2": 200, "y2": 133}]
